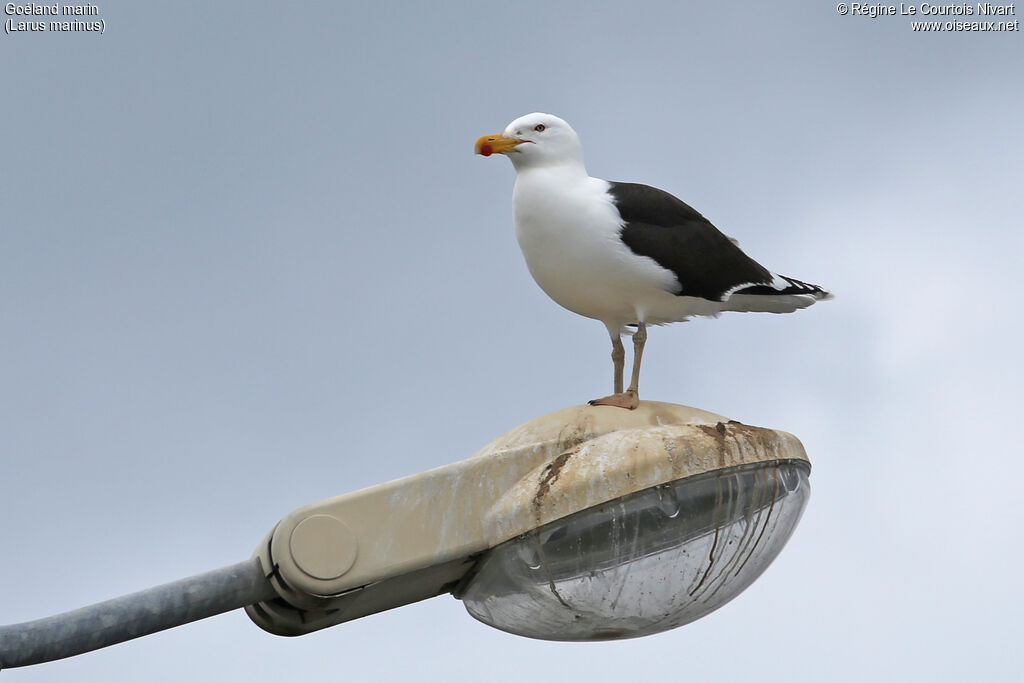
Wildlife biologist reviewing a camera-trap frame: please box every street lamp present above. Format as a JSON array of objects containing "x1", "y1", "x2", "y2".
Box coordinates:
[{"x1": 0, "y1": 402, "x2": 810, "y2": 669}]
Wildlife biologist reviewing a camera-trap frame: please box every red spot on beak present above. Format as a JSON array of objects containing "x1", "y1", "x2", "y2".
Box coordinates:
[{"x1": 480, "y1": 144, "x2": 493, "y2": 157}]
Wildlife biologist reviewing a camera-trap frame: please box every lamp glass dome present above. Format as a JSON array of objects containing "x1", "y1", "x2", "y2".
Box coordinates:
[{"x1": 459, "y1": 460, "x2": 810, "y2": 641}]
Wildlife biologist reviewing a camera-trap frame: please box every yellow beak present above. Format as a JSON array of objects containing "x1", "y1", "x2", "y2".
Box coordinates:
[{"x1": 475, "y1": 133, "x2": 526, "y2": 157}]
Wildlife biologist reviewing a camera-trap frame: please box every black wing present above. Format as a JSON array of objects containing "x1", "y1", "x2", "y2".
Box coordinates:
[{"x1": 609, "y1": 182, "x2": 772, "y2": 301}]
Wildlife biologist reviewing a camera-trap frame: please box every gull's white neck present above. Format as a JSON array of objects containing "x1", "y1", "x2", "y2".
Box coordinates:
[
  {"x1": 509, "y1": 152, "x2": 588, "y2": 174},
  {"x1": 511, "y1": 162, "x2": 598, "y2": 219}
]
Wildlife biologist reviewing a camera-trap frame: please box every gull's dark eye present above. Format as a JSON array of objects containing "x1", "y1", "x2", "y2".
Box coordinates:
[{"x1": 534, "y1": 124, "x2": 546, "y2": 132}]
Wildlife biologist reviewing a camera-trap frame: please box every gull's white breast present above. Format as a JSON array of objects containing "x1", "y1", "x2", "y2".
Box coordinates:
[{"x1": 512, "y1": 170, "x2": 715, "y2": 327}]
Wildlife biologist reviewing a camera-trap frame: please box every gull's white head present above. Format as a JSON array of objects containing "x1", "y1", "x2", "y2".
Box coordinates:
[{"x1": 475, "y1": 113, "x2": 584, "y2": 171}]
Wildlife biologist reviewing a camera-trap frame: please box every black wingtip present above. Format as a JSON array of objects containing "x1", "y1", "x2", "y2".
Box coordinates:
[{"x1": 733, "y1": 275, "x2": 830, "y2": 298}]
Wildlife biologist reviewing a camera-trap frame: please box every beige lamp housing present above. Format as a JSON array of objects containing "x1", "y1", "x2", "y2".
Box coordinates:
[{"x1": 246, "y1": 401, "x2": 811, "y2": 640}]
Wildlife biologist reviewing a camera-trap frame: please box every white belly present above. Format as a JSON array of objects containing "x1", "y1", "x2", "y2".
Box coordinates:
[{"x1": 512, "y1": 172, "x2": 718, "y2": 327}]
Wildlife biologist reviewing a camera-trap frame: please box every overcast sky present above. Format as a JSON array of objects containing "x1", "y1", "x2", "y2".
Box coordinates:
[{"x1": 2, "y1": 1, "x2": 1021, "y2": 681}]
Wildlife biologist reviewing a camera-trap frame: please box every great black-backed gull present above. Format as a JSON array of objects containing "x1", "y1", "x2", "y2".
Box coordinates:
[{"x1": 475, "y1": 113, "x2": 831, "y2": 410}]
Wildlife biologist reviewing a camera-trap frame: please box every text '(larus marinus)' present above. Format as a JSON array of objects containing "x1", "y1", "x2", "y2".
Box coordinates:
[{"x1": 475, "y1": 113, "x2": 832, "y2": 410}]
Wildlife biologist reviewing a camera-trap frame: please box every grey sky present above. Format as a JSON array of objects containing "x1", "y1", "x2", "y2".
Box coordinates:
[{"x1": 3, "y1": 1, "x2": 1021, "y2": 680}]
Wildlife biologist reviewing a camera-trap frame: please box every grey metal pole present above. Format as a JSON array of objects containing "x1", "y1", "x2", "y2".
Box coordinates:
[{"x1": 0, "y1": 557, "x2": 276, "y2": 669}]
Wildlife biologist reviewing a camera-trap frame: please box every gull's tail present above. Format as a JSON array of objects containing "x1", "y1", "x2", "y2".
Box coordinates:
[{"x1": 722, "y1": 274, "x2": 833, "y2": 314}]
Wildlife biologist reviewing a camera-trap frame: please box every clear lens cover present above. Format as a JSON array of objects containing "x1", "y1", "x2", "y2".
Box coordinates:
[{"x1": 459, "y1": 460, "x2": 810, "y2": 641}]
